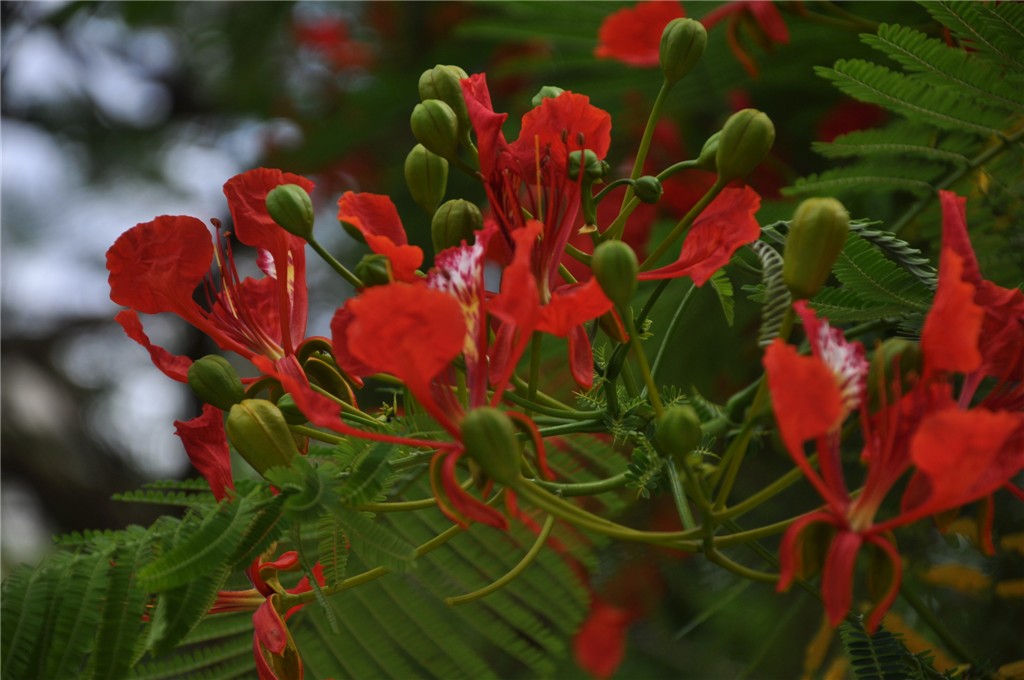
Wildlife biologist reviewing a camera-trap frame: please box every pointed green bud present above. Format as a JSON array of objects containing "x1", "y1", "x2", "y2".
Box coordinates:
[
  {"x1": 715, "y1": 109, "x2": 775, "y2": 182},
  {"x1": 226, "y1": 399, "x2": 300, "y2": 476},
  {"x1": 460, "y1": 407, "x2": 523, "y2": 486},
  {"x1": 532, "y1": 85, "x2": 566, "y2": 106},
  {"x1": 695, "y1": 131, "x2": 721, "y2": 172},
  {"x1": 568, "y1": 149, "x2": 608, "y2": 182},
  {"x1": 187, "y1": 355, "x2": 245, "y2": 411},
  {"x1": 404, "y1": 143, "x2": 449, "y2": 215},
  {"x1": 418, "y1": 64, "x2": 471, "y2": 132},
  {"x1": 652, "y1": 405, "x2": 702, "y2": 458},
  {"x1": 867, "y1": 338, "x2": 922, "y2": 409},
  {"x1": 592, "y1": 240, "x2": 638, "y2": 309},
  {"x1": 660, "y1": 18, "x2": 707, "y2": 84},
  {"x1": 782, "y1": 197, "x2": 850, "y2": 300},
  {"x1": 633, "y1": 176, "x2": 663, "y2": 204},
  {"x1": 354, "y1": 253, "x2": 393, "y2": 288},
  {"x1": 266, "y1": 184, "x2": 315, "y2": 240},
  {"x1": 411, "y1": 99, "x2": 460, "y2": 161},
  {"x1": 432, "y1": 199, "x2": 482, "y2": 253}
]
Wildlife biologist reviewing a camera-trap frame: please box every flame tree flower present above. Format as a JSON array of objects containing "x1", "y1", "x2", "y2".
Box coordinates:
[
  {"x1": 460, "y1": 73, "x2": 615, "y2": 388},
  {"x1": 106, "y1": 168, "x2": 316, "y2": 499},
  {"x1": 594, "y1": 1, "x2": 685, "y2": 67},
  {"x1": 764, "y1": 194, "x2": 1024, "y2": 630}
]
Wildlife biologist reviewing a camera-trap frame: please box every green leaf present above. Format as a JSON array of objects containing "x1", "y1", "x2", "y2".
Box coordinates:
[
  {"x1": 746, "y1": 240, "x2": 791, "y2": 347},
  {"x1": 316, "y1": 514, "x2": 350, "y2": 587},
  {"x1": 138, "y1": 498, "x2": 251, "y2": 592},
  {"x1": 832, "y1": 232, "x2": 933, "y2": 312},
  {"x1": 144, "y1": 564, "x2": 231, "y2": 657},
  {"x1": 329, "y1": 502, "x2": 418, "y2": 572},
  {"x1": 335, "y1": 440, "x2": 396, "y2": 508},
  {"x1": 90, "y1": 538, "x2": 156, "y2": 680},
  {"x1": 708, "y1": 269, "x2": 735, "y2": 326}
]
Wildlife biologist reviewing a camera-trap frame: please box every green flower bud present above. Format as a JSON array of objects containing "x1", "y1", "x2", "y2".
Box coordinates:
[
  {"x1": 633, "y1": 176, "x2": 664, "y2": 204},
  {"x1": 460, "y1": 407, "x2": 523, "y2": 486},
  {"x1": 531, "y1": 85, "x2": 566, "y2": 107},
  {"x1": 660, "y1": 18, "x2": 707, "y2": 84},
  {"x1": 696, "y1": 131, "x2": 721, "y2": 172},
  {"x1": 404, "y1": 143, "x2": 449, "y2": 215},
  {"x1": 652, "y1": 405, "x2": 702, "y2": 458},
  {"x1": 266, "y1": 184, "x2": 315, "y2": 240},
  {"x1": 354, "y1": 253, "x2": 393, "y2": 288},
  {"x1": 187, "y1": 355, "x2": 245, "y2": 411},
  {"x1": 226, "y1": 399, "x2": 300, "y2": 476},
  {"x1": 567, "y1": 149, "x2": 608, "y2": 182},
  {"x1": 418, "y1": 64, "x2": 471, "y2": 132},
  {"x1": 867, "y1": 338, "x2": 922, "y2": 409},
  {"x1": 592, "y1": 240, "x2": 638, "y2": 309},
  {"x1": 410, "y1": 99, "x2": 460, "y2": 161},
  {"x1": 782, "y1": 197, "x2": 850, "y2": 300},
  {"x1": 277, "y1": 393, "x2": 307, "y2": 425},
  {"x1": 431, "y1": 199, "x2": 482, "y2": 253},
  {"x1": 715, "y1": 109, "x2": 775, "y2": 182}
]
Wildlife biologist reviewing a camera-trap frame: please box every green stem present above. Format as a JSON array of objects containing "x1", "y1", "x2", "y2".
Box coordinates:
[
  {"x1": 530, "y1": 471, "x2": 631, "y2": 497},
  {"x1": 648, "y1": 282, "x2": 696, "y2": 386},
  {"x1": 620, "y1": 80, "x2": 671, "y2": 209},
  {"x1": 714, "y1": 456, "x2": 816, "y2": 521},
  {"x1": 665, "y1": 461, "x2": 697, "y2": 530},
  {"x1": 641, "y1": 178, "x2": 726, "y2": 271},
  {"x1": 526, "y1": 332, "x2": 543, "y2": 416},
  {"x1": 623, "y1": 312, "x2": 664, "y2": 417},
  {"x1": 290, "y1": 425, "x2": 345, "y2": 445},
  {"x1": 536, "y1": 421, "x2": 608, "y2": 437},
  {"x1": 501, "y1": 389, "x2": 601, "y2": 420},
  {"x1": 445, "y1": 514, "x2": 555, "y2": 606},
  {"x1": 308, "y1": 236, "x2": 364, "y2": 289}
]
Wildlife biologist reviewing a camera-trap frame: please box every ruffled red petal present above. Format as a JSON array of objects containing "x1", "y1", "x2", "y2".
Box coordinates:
[
  {"x1": 638, "y1": 186, "x2": 761, "y2": 285},
  {"x1": 573, "y1": 597, "x2": 633, "y2": 680},
  {"x1": 921, "y1": 248, "x2": 983, "y2": 376},
  {"x1": 173, "y1": 403, "x2": 234, "y2": 501},
  {"x1": 594, "y1": 1, "x2": 685, "y2": 67},
  {"x1": 115, "y1": 310, "x2": 193, "y2": 382},
  {"x1": 821, "y1": 530, "x2": 863, "y2": 627},
  {"x1": 107, "y1": 215, "x2": 213, "y2": 316},
  {"x1": 223, "y1": 168, "x2": 313, "y2": 257},
  {"x1": 513, "y1": 92, "x2": 613, "y2": 180},
  {"x1": 337, "y1": 192, "x2": 423, "y2": 282}
]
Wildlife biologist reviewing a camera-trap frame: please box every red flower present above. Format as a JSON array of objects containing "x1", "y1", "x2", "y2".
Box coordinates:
[
  {"x1": 461, "y1": 73, "x2": 615, "y2": 388},
  {"x1": 594, "y1": 1, "x2": 686, "y2": 67},
  {"x1": 107, "y1": 168, "x2": 315, "y2": 499},
  {"x1": 573, "y1": 597, "x2": 633, "y2": 680},
  {"x1": 211, "y1": 550, "x2": 325, "y2": 680},
  {"x1": 638, "y1": 184, "x2": 762, "y2": 285},
  {"x1": 701, "y1": 1, "x2": 789, "y2": 78},
  {"x1": 766, "y1": 256, "x2": 1022, "y2": 631}
]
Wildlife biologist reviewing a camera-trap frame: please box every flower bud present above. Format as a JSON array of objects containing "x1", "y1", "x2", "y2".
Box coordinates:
[
  {"x1": 410, "y1": 100, "x2": 460, "y2": 161},
  {"x1": 431, "y1": 199, "x2": 482, "y2": 253},
  {"x1": 660, "y1": 18, "x2": 707, "y2": 84},
  {"x1": 226, "y1": 399, "x2": 300, "y2": 476},
  {"x1": 418, "y1": 65, "x2": 471, "y2": 132},
  {"x1": 404, "y1": 143, "x2": 449, "y2": 215},
  {"x1": 695, "y1": 131, "x2": 720, "y2": 172},
  {"x1": 277, "y1": 393, "x2": 307, "y2": 425},
  {"x1": 652, "y1": 405, "x2": 702, "y2": 458},
  {"x1": 633, "y1": 176, "x2": 663, "y2": 204},
  {"x1": 782, "y1": 197, "x2": 849, "y2": 300},
  {"x1": 354, "y1": 254, "x2": 393, "y2": 288},
  {"x1": 715, "y1": 109, "x2": 775, "y2": 182},
  {"x1": 568, "y1": 149, "x2": 608, "y2": 182},
  {"x1": 187, "y1": 355, "x2": 245, "y2": 411},
  {"x1": 460, "y1": 407, "x2": 523, "y2": 486},
  {"x1": 531, "y1": 85, "x2": 566, "y2": 107},
  {"x1": 266, "y1": 184, "x2": 315, "y2": 240},
  {"x1": 867, "y1": 338, "x2": 922, "y2": 409},
  {"x1": 592, "y1": 240, "x2": 638, "y2": 309}
]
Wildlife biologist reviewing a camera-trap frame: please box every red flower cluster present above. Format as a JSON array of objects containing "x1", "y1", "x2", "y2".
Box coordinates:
[{"x1": 764, "y1": 191, "x2": 1024, "y2": 630}]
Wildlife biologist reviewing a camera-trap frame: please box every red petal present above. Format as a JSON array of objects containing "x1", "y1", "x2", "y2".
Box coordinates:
[
  {"x1": 638, "y1": 186, "x2": 761, "y2": 285},
  {"x1": 513, "y1": 92, "x2": 613, "y2": 179},
  {"x1": 921, "y1": 248, "x2": 983, "y2": 376},
  {"x1": 573, "y1": 597, "x2": 633, "y2": 680},
  {"x1": 461, "y1": 73, "x2": 512, "y2": 181},
  {"x1": 863, "y1": 534, "x2": 903, "y2": 633},
  {"x1": 538, "y1": 279, "x2": 614, "y2": 337},
  {"x1": 938, "y1": 191, "x2": 982, "y2": 285},
  {"x1": 748, "y1": 1, "x2": 789, "y2": 44},
  {"x1": 567, "y1": 324, "x2": 596, "y2": 391},
  {"x1": 337, "y1": 192, "x2": 422, "y2": 282},
  {"x1": 107, "y1": 215, "x2": 212, "y2": 315},
  {"x1": 821, "y1": 531, "x2": 863, "y2": 627},
  {"x1": 345, "y1": 283, "x2": 466, "y2": 393},
  {"x1": 115, "y1": 310, "x2": 193, "y2": 382},
  {"x1": 763, "y1": 340, "x2": 843, "y2": 461},
  {"x1": 223, "y1": 168, "x2": 313, "y2": 256},
  {"x1": 900, "y1": 408, "x2": 1023, "y2": 522},
  {"x1": 174, "y1": 404, "x2": 234, "y2": 501},
  {"x1": 329, "y1": 304, "x2": 378, "y2": 379},
  {"x1": 253, "y1": 598, "x2": 288, "y2": 656},
  {"x1": 594, "y1": 1, "x2": 686, "y2": 67}
]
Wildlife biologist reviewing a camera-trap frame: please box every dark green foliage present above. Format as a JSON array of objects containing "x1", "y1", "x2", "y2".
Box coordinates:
[
  {"x1": 840, "y1": 620, "x2": 949, "y2": 680},
  {"x1": 747, "y1": 239, "x2": 791, "y2": 347}
]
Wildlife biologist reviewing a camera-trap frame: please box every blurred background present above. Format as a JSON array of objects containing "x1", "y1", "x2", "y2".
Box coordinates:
[{"x1": 3, "y1": 2, "x2": 1021, "y2": 677}]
